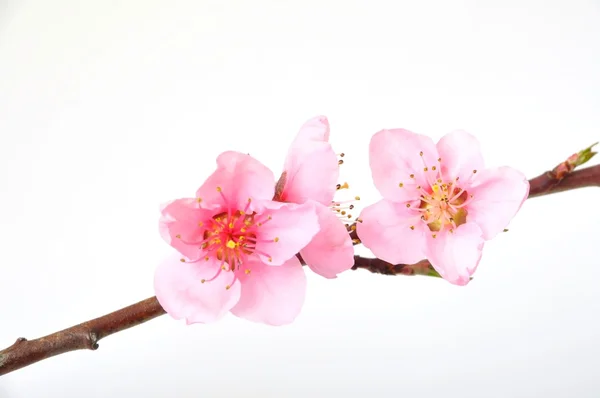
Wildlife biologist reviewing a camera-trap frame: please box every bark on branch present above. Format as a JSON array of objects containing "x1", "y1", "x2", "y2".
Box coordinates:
[{"x1": 1, "y1": 156, "x2": 599, "y2": 377}]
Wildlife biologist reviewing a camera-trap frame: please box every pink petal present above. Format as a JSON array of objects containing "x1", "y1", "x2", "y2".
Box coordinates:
[
  {"x1": 195, "y1": 151, "x2": 275, "y2": 210},
  {"x1": 299, "y1": 203, "x2": 354, "y2": 279},
  {"x1": 436, "y1": 130, "x2": 485, "y2": 182},
  {"x1": 369, "y1": 129, "x2": 439, "y2": 202},
  {"x1": 356, "y1": 199, "x2": 428, "y2": 265},
  {"x1": 154, "y1": 254, "x2": 241, "y2": 324},
  {"x1": 159, "y1": 198, "x2": 213, "y2": 260},
  {"x1": 466, "y1": 166, "x2": 530, "y2": 240},
  {"x1": 278, "y1": 116, "x2": 338, "y2": 205},
  {"x1": 254, "y1": 201, "x2": 320, "y2": 266},
  {"x1": 425, "y1": 222, "x2": 484, "y2": 286},
  {"x1": 230, "y1": 256, "x2": 306, "y2": 325}
]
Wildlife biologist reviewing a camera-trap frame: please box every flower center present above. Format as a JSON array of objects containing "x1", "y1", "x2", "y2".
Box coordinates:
[
  {"x1": 399, "y1": 152, "x2": 477, "y2": 237},
  {"x1": 176, "y1": 187, "x2": 277, "y2": 289}
]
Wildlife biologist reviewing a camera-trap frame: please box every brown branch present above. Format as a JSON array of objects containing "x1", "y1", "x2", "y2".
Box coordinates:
[
  {"x1": 0, "y1": 297, "x2": 165, "y2": 376},
  {"x1": 1, "y1": 156, "x2": 599, "y2": 377}
]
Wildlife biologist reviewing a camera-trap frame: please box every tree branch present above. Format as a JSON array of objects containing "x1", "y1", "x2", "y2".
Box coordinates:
[{"x1": 2, "y1": 151, "x2": 599, "y2": 377}]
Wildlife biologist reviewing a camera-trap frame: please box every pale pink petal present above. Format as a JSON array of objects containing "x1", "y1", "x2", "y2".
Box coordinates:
[
  {"x1": 254, "y1": 201, "x2": 320, "y2": 266},
  {"x1": 154, "y1": 254, "x2": 241, "y2": 324},
  {"x1": 356, "y1": 199, "x2": 428, "y2": 265},
  {"x1": 466, "y1": 166, "x2": 530, "y2": 240},
  {"x1": 195, "y1": 151, "x2": 275, "y2": 210},
  {"x1": 159, "y1": 198, "x2": 213, "y2": 260},
  {"x1": 425, "y1": 222, "x2": 484, "y2": 286},
  {"x1": 299, "y1": 203, "x2": 354, "y2": 279},
  {"x1": 436, "y1": 130, "x2": 485, "y2": 182},
  {"x1": 278, "y1": 116, "x2": 338, "y2": 205},
  {"x1": 369, "y1": 129, "x2": 438, "y2": 202},
  {"x1": 230, "y1": 256, "x2": 306, "y2": 325}
]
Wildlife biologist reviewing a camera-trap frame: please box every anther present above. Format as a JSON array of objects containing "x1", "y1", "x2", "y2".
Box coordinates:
[
  {"x1": 410, "y1": 174, "x2": 415, "y2": 178},
  {"x1": 338, "y1": 159, "x2": 344, "y2": 165},
  {"x1": 175, "y1": 234, "x2": 181, "y2": 239},
  {"x1": 216, "y1": 186, "x2": 222, "y2": 192},
  {"x1": 419, "y1": 151, "x2": 423, "y2": 156},
  {"x1": 274, "y1": 237, "x2": 279, "y2": 242},
  {"x1": 180, "y1": 258, "x2": 186, "y2": 262},
  {"x1": 352, "y1": 238, "x2": 361, "y2": 244},
  {"x1": 268, "y1": 257, "x2": 273, "y2": 262},
  {"x1": 355, "y1": 196, "x2": 360, "y2": 200},
  {"x1": 336, "y1": 184, "x2": 341, "y2": 189},
  {"x1": 196, "y1": 198, "x2": 203, "y2": 203},
  {"x1": 399, "y1": 182, "x2": 404, "y2": 187},
  {"x1": 410, "y1": 226, "x2": 415, "y2": 230},
  {"x1": 225, "y1": 285, "x2": 231, "y2": 290},
  {"x1": 424, "y1": 167, "x2": 428, "y2": 171},
  {"x1": 226, "y1": 240, "x2": 236, "y2": 249},
  {"x1": 406, "y1": 203, "x2": 411, "y2": 208},
  {"x1": 339, "y1": 153, "x2": 345, "y2": 157},
  {"x1": 245, "y1": 269, "x2": 251, "y2": 274},
  {"x1": 473, "y1": 169, "x2": 477, "y2": 174},
  {"x1": 432, "y1": 166, "x2": 437, "y2": 171},
  {"x1": 432, "y1": 234, "x2": 437, "y2": 238}
]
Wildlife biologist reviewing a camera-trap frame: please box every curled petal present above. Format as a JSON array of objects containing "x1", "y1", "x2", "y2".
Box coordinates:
[
  {"x1": 369, "y1": 129, "x2": 438, "y2": 202},
  {"x1": 425, "y1": 222, "x2": 484, "y2": 286},
  {"x1": 159, "y1": 198, "x2": 212, "y2": 259},
  {"x1": 279, "y1": 116, "x2": 338, "y2": 205},
  {"x1": 195, "y1": 151, "x2": 275, "y2": 210},
  {"x1": 356, "y1": 199, "x2": 427, "y2": 265},
  {"x1": 231, "y1": 256, "x2": 306, "y2": 326},
  {"x1": 436, "y1": 130, "x2": 485, "y2": 182},
  {"x1": 467, "y1": 166, "x2": 530, "y2": 240},
  {"x1": 154, "y1": 254, "x2": 241, "y2": 324},
  {"x1": 300, "y1": 203, "x2": 354, "y2": 279},
  {"x1": 255, "y1": 201, "x2": 319, "y2": 266}
]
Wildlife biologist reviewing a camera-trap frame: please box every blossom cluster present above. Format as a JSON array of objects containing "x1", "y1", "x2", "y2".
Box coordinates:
[{"x1": 154, "y1": 117, "x2": 529, "y2": 326}]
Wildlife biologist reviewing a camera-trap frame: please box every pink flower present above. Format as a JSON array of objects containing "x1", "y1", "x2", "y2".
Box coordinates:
[
  {"x1": 357, "y1": 129, "x2": 529, "y2": 285},
  {"x1": 273, "y1": 116, "x2": 355, "y2": 278},
  {"x1": 154, "y1": 151, "x2": 320, "y2": 325}
]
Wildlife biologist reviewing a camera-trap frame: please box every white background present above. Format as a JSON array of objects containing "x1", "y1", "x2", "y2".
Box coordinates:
[{"x1": 1, "y1": 1, "x2": 599, "y2": 397}]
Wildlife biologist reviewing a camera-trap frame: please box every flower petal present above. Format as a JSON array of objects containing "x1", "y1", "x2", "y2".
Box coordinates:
[
  {"x1": 154, "y1": 254, "x2": 241, "y2": 324},
  {"x1": 436, "y1": 130, "x2": 485, "y2": 182},
  {"x1": 159, "y1": 198, "x2": 213, "y2": 259},
  {"x1": 278, "y1": 116, "x2": 338, "y2": 205},
  {"x1": 466, "y1": 166, "x2": 530, "y2": 240},
  {"x1": 300, "y1": 203, "x2": 354, "y2": 278},
  {"x1": 255, "y1": 200, "x2": 320, "y2": 266},
  {"x1": 425, "y1": 222, "x2": 484, "y2": 286},
  {"x1": 230, "y1": 256, "x2": 306, "y2": 325},
  {"x1": 356, "y1": 199, "x2": 427, "y2": 265},
  {"x1": 195, "y1": 151, "x2": 275, "y2": 210},
  {"x1": 369, "y1": 129, "x2": 438, "y2": 202}
]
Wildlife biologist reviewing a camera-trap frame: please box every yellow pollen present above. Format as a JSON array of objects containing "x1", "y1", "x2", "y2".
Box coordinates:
[
  {"x1": 228, "y1": 222, "x2": 234, "y2": 228},
  {"x1": 221, "y1": 265, "x2": 227, "y2": 270},
  {"x1": 339, "y1": 182, "x2": 349, "y2": 189},
  {"x1": 267, "y1": 216, "x2": 272, "y2": 220},
  {"x1": 226, "y1": 240, "x2": 236, "y2": 249},
  {"x1": 410, "y1": 225, "x2": 415, "y2": 230},
  {"x1": 225, "y1": 285, "x2": 231, "y2": 290},
  {"x1": 268, "y1": 257, "x2": 272, "y2": 262},
  {"x1": 201, "y1": 279, "x2": 206, "y2": 283},
  {"x1": 175, "y1": 234, "x2": 181, "y2": 239},
  {"x1": 424, "y1": 167, "x2": 428, "y2": 171},
  {"x1": 432, "y1": 234, "x2": 437, "y2": 238},
  {"x1": 417, "y1": 185, "x2": 421, "y2": 189},
  {"x1": 245, "y1": 269, "x2": 251, "y2": 274},
  {"x1": 399, "y1": 182, "x2": 404, "y2": 187},
  {"x1": 432, "y1": 166, "x2": 437, "y2": 171},
  {"x1": 355, "y1": 196, "x2": 360, "y2": 200},
  {"x1": 180, "y1": 258, "x2": 186, "y2": 262},
  {"x1": 204, "y1": 256, "x2": 209, "y2": 261},
  {"x1": 274, "y1": 237, "x2": 279, "y2": 242},
  {"x1": 196, "y1": 198, "x2": 202, "y2": 203},
  {"x1": 432, "y1": 184, "x2": 440, "y2": 192},
  {"x1": 406, "y1": 203, "x2": 411, "y2": 208},
  {"x1": 216, "y1": 186, "x2": 222, "y2": 192},
  {"x1": 198, "y1": 221, "x2": 203, "y2": 227}
]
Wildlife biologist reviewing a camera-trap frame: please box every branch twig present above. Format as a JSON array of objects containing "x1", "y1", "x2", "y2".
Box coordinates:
[{"x1": 2, "y1": 151, "x2": 599, "y2": 377}]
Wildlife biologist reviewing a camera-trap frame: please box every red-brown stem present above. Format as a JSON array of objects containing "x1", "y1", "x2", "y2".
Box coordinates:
[{"x1": 1, "y1": 162, "x2": 599, "y2": 377}]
